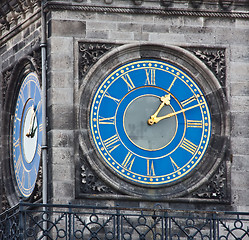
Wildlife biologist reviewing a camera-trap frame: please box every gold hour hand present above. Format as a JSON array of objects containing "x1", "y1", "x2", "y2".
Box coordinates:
[
  {"x1": 151, "y1": 102, "x2": 204, "y2": 124},
  {"x1": 148, "y1": 94, "x2": 171, "y2": 125}
]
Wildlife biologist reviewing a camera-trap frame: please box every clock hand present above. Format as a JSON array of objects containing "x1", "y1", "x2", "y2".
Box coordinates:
[
  {"x1": 30, "y1": 113, "x2": 37, "y2": 138},
  {"x1": 26, "y1": 101, "x2": 41, "y2": 138},
  {"x1": 148, "y1": 102, "x2": 204, "y2": 125},
  {"x1": 148, "y1": 94, "x2": 171, "y2": 125},
  {"x1": 26, "y1": 105, "x2": 35, "y2": 137},
  {"x1": 30, "y1": 126, "x2": 37, "y2": 138}
]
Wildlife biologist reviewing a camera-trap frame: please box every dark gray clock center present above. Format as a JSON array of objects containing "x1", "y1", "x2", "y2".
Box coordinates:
[{"x1": 123, "y1": 95, "x2": 177, "y2": 151}]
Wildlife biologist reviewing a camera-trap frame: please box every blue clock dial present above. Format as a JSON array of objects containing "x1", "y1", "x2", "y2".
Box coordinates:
[
  {"x1": 12, "y1": 72, "x2": 42, "y2": 197},
  {"x1": 90, "y1": 59, "x2": 211, "y2": 185}
]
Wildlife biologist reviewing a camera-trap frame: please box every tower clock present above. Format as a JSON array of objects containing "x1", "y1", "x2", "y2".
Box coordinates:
[
  {"x1": 79, "y1": 43, "x2": 229, "y2": 200},
  {"x1": 89, "y1": 59, "x2": 211, "y2": 185},
  {"x1": 12, "y1": 72, "x2": 42, "y2": 198}
]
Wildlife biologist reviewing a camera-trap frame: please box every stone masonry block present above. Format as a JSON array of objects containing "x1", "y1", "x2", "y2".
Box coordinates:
[
  {"x1": 87, "y1": 21, "x2": 116, "y2": 31},
  {"x1": 49, "y1": 37, "x2": 73, "y2": 55},
  {"x1": 86, "y1": 30, "x2": 109, "y2": 39},
  {"x1": 48, "y1": 19, "x2": 86, "y2": 37},
  {"x1": 48, "y1": 130, "x2": 74, "y2": 148},
  {"x1": 142, "y1": 24, "x2": 169, "y2": 33},
  {"x1": 95, "y1": 12, "x2": 131, "y2": 23},
  {"x1": 230, "y1": 46, "x2": 249, "y2": 62},
  {"x1": 149, "y1": 32, "x2": 185, "y2": 44},
  {"x1": 230, "y1": 82, "x2": 249, "y2": 96},
  {"x1": 49, "y1": 53, "x2": 73, "y2": 71},
  {"x1": 117, "y1": 22, "x2": 142, "y2": 32},
  {"x1": 232, "y1": 189, "x2": 249, "y2": 208},
  {"x1": 204, "y1": 18, "x2": 236, "y2": 28},
  {"x1": 230, "y1": 96, "x2": 249, "y2": 112},
  {"x1": 231, "y1": 155, "x2": 249, "y2": 173},
  {"x1": 47, "y1": 105, "x2": 74, "y2": 130},
  {"x1": 231, "y1": 171, "x2": 249, "y2": 190},
  {"x1": 51, "y1": 147, "x2": 74, "y2": 166},
  {"x1": 109, "y1": 31, "x2": 134, "y2": 41},
  {"x1": 47, "y1": 87, "x2": 73, "y2": 106},
  {"x1": 48, "y1": 71, "x2": 74, "y2": 89},
  {"x1": 52, "y1": 161, "x2": 74, "y2": 181},
  {"x1": 231, "y1": 137, "x2": 249, "y2": 155},
  {"x1": 230, "y1": 62, "x2": 249, "y2": 82},
  {"x1": 154, "y1": 15, "x2": 184, "y2": 26},
  {"x1": 52, "y1": 181, "x2": 74, "y2": 201}
]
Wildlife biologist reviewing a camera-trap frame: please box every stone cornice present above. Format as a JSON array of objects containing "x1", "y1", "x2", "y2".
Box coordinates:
[
  {"x1": 45, "y1": 2, "x2": 249, "y2": 19},
  {"x1": 1, "y1": 0, "x2": 249, "y2": 45}
]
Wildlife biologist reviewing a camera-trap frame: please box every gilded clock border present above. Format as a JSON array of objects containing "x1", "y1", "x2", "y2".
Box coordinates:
[{"x1": 89, "y1": 59, "x2": 211, "y2": 185}]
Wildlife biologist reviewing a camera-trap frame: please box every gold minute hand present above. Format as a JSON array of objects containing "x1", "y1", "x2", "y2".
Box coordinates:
[{"x1": 149, "y1": 102, "x2": 204, "y2": 125}]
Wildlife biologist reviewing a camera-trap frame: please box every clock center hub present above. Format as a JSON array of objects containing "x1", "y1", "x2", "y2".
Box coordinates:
[{"x1": 123, "y1": 95, "x2": 177, "y2": 151}]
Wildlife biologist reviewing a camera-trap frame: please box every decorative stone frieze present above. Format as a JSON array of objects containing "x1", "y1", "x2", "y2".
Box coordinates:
[{"x1": 0, "y1": 0, "x2": 41, "y2": 38}]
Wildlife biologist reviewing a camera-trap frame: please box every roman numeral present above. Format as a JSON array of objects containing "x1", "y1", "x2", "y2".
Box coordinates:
[
  {"x1": 105, "y1": 92, "x2": 120, "y2": 104},
  {"x1": 36, "y1": 101, "x2": 42, "y2": 113},
  {"x1": 187, "y1": 120, "x2": 203, "y2": 128},
  {"x1": 167, "y1": 76, "x2": 177, "y2": 91},
  {"x1": 33, "y1": 81, "x2": 37, "y2": 99},
  {"x1": 13, "y1": 138, "x2": 20, "y2": 148},
  {"x1": 145, "y1": 69, "x2": 156, "y2": 85},
  {"x1": 122, "y1": 152, "x2": 135, "y2": 170},
  {"x1": 180, "y1": 138, "x2": 197, "y2": 155},
  {"x1": 28, "y1": 172, "x2": 31, "y2": 188},
  {"x1": 103, "y1": 134, "x2": 120, "y2": 153},
  {"x1": 121, "y1": 74, "x2": 135, "y2": 91},
  {"x1": 28, "y1": 81, "x2": 31, "y2": 98},
  {"x1": 99, "y1": 116, "x2": 115, "y2": 125},
  {"x1": 37, "y1": 144, "x2": 41, "y2": 157},
  {"x1": 147, "y1": 159, "x2": 155, "y2": 176},
  {"x1": 181, "y1": 96, "x2": 196, "y2": 107},
  {"x1": 15, "y1": 155, "x2": 22, "y2": 174},
  {"x1": 19, "y1": 89, "x2": 25, "y2": 105},
  {"x1": 170, "y1": 156, "x2": 179, "y2": 171},
  {"x1": 39, "y1": 123, "x2": 43, "y2": 132},
  {"x1": 21, "y1": 169, "x2": 25, "y2": 186}
]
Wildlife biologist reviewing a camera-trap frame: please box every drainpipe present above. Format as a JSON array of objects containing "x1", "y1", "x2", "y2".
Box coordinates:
[{"x1": 41, "y1": 0, "x2": 48, "y2": 213}]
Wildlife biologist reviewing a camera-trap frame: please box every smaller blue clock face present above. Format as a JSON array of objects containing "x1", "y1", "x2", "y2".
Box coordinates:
[
  {"x1": 90, "y1": 59, "x2": 211, "y2": 186},
  {"x1": 12, "y1": 72, "x2": 42, "y2": 197}
]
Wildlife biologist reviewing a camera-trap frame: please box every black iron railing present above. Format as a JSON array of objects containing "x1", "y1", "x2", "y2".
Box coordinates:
[{"x1": 1, "y1": 202, "x2": 249, "y2": 239}]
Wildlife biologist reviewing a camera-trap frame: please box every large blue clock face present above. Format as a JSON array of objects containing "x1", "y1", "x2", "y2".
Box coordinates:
[
  {"x1": 12, "y1": 72, "x2": 42, "y2": 197},
  {"x1": 90, "y1": 59, "x2": 211, "y2": 186}
]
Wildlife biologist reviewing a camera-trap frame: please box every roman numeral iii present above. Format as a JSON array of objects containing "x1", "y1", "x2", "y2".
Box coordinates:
[
  {"x1": 103, "y1": 134, "x2": 120, "y2": 153},
  {"x1": 180, "y1": 138, "x2": 197, "y2": 155}
]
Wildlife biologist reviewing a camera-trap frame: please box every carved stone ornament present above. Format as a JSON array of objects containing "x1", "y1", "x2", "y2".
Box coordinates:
[
  {"x1": 70, "y1": 0, "x2": 240, "y2": 9},
  {"x1": 187, "y1": 47, "x2": 226, "y2": 92},
  {"x1": 2, "y1": 70, "x2": 11, "y2": 106},
  {"x1": 0, "y1": 0, "x2": 41, "y2": 36},
  {"x1": 1, "y1": 185, "x2": 10, "y2": 212},
  {"x1": 78, "y1": 149, "x2": 114, "y2": 195},
  {"x1": 78, "y1": 42, "x2": 115, "y2": 81},
  {"x1": 190, "y1": 161, "x2": 229, "y2": 201}
]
